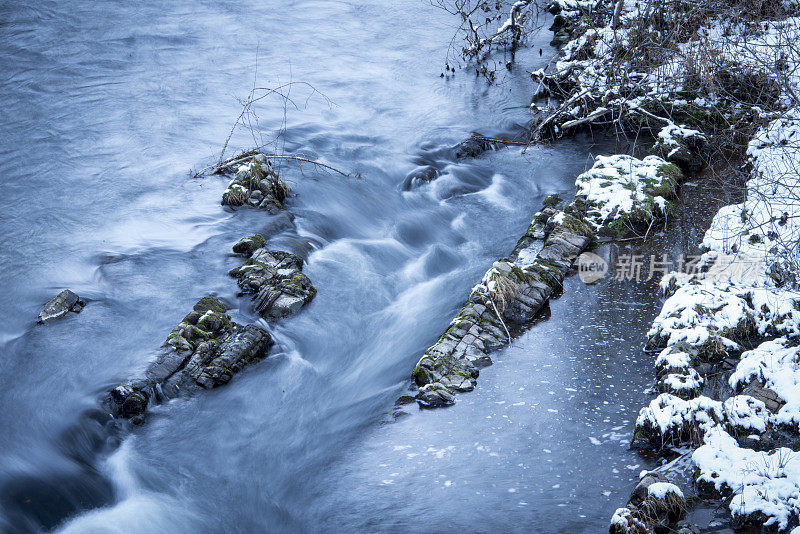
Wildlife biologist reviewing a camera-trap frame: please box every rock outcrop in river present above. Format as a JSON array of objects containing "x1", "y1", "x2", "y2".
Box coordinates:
[
  {"x1": 409, "y1": 199, "x2": 594, "y2": 409},
  {"x1": 221, "y1": 157, "x2": 289, "y2": 212},
  {"x1": 38, "y1": 289, "x2": 84, "y2": 323},
  {"x1": 106, "y1": 239, "x2": 317, "y2": 423},
  {"x1": 229, "y1": 246, "x2": 316, "y2": 319},
  {"x1": 404, "y1": 129, "x2": 697, "y2": 411},
  {"x1": 106, "y1": 296, "x2": 272, "y2": 423}
]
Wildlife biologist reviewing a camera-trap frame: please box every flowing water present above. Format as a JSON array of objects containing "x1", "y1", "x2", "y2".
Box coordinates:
[{"x1": 0, "y1": 1, "x2": 730, "y2": 532}]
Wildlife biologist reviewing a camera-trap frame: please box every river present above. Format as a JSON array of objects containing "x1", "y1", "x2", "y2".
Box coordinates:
[{"x1": 0, "y1": 1, "x2": 729, "y2": 532}]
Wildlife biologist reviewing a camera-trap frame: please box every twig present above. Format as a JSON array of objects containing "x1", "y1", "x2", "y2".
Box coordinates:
[
  {"x1": 192, "y1": 152, "x2": 350, "y2": 179},
  {"x1": 489, "y1": 298, "x2": 512, "y2": 341}
]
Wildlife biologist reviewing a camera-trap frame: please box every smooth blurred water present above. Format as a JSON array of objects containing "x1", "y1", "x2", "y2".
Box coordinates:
[{"x1": 0, "y1": 1, "x2": 717, "y2": 532}]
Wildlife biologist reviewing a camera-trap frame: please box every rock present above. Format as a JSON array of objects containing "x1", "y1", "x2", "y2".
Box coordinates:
[
  {"x1": 38, "y1": 289, "x2": 85, "y2": 323},
  {"x1": 653, "y1": 123, "x2": 706, "y2": 170},
  {"x1": 454, "y1": 136, "x2": 493, "y2": 159},
  {"x1": 574, "y1": 155, "x2": 682, "y2": 238},
  {"x1": 612, "y1": 475, "x2": 687, "y2": 533},
  {"x1": 416, "y1": 384, "x2": 455, "y2": 408},
  {"x1": 221, "y1": 159, "x2": 288, "y2": 212},
  {"x1": 108, "y1": 385, "x2": 149, "y2": 418},
  {"x1": 630, "y1": 473, "x2": 669, "y2": 506},
  {"x1": 404, "y1": 205, "x2": 593, "y2": 408},
  {"x1": 395, "y1": 395, "x2": 417, "y2": 406},
  {"x1": 105, "y1": 296, "x2": 272, "y2": 422},
  {"x1": 550, "y1": 29, "x2": 571, "y2": 46},
  {"x1": 402, "y1": 165, "x2": 439, "y2": 189},
  {"x1": 674, "y1": 521, "x2": 700, "y2": 534},
  {"x1": 743, "y1": 380, "x2": 785, "y2": 413},
  {"x1": 232, "y1": 234, "x2": 267, "y2": 256},
  {"x1": 229, "y1": 249, "x2": 316, "y2": 319},
  {"x1": 193, "y1": 296, "x2": 226, "y2": 314},
  {"x1": 191, "y1": 324, "x2": 271, "y2": 388}
]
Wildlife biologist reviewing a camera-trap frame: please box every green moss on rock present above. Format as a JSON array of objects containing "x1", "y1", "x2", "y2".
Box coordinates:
[{"x1": 193, "y1": 296, "x2": 226, "y2": 314}]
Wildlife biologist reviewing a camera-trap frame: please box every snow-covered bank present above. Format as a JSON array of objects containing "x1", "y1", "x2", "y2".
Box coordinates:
[{"x1": 631, "y1": 113, "x2": 800, "y2": 530}]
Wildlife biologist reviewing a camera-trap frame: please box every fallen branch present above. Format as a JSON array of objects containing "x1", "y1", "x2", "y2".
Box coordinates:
[
  {"x1": 470, "y1": 135, "x2": 529, "y2": 146},
  {"x1": 192, "y1": 152, "x2": 350, "y2": 179},
  {"x1": 561, "y1": 107, "x2": 611, "y2": 129}
]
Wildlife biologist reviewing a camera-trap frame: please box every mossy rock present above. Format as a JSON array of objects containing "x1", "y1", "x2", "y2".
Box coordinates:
[
  {"x1": 193, "y1": 296, "x2": 226, "y2": 314},
  {"x1": 182, "y1": 311, "x2": 202, "y2": 325},
  {"x1": 556, "y1": 213, "x2": 594, "y2": 237},
  {"x1": 232, "y1": 234, "x2": 266, "y2": 255},
  {"x1": 542, "y1": 194, "x2": 562, "y2": 208}
]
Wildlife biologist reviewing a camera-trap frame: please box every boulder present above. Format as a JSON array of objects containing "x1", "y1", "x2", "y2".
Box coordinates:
[
  {"x1": 221, "y1": 159, "x2": 288, "y2": 212},
  {"x1": 38, "y1": 290, "x2": 85, "y2": 323},
  {"x1": 417, "y1": 384, "x2": 455, "y2": 408},
  {"x1": 453, "y1": 136, "x2": 494, "y2": 159},
  {"x1": 232, "y1": 234, "x2": 267, "y2": 256}
]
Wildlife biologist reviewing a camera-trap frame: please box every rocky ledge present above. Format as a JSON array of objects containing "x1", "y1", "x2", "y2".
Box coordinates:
[
  {"x1": 406, "y1": 198, "x2": 594, "y2": 410},
  {"x1": 228, "y1": 240, "x2": 317, "y2": 319},
  {"x1": 105, "y1": 296, "x2": 272, "y2": 424}
]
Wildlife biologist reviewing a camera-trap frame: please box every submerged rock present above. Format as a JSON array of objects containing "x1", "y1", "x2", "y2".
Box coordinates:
[
  {"x1": 229, "y1": 248, "x2": 316, "y2": 319},
  {"x1": 402, "y1": 165, "x2": 439, "y2": 189},
  {"x1": 221, "y1": 157, "x2": 288, "y2": 212},
  {"x1": 453, "y1": 135, "x2": 494, "y2": 159},
  {"x1": 105, "y1": 296, "x2": 272, "y2": 421},
  {"x1": 38, "y1": 289, "x2": 85, "y2": 323}
]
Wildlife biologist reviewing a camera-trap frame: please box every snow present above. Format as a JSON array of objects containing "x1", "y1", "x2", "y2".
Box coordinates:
[
  {"x1": 722, "y1": 396, "x2": 769, "y2": 433},
  {"x1": 654, "y1": 347, "x2": 692, "y2": 375},
  {"x1": 636, "y1": 393, "x2": 772, "y2": 442},
  {"x1": 704, "y1": 112, "x2": 800, "y2": 279},
  {"x1": 547, "y1": 2, "x2": 800, "y2": 529},
  {"x1": 574, "y1": 154, "x2": 675, "y2": 231},
  {"x1": 730, "y1": 338, "x2": 800, "y2": 428},
  {"x1": 655, "y1": 122, "x2": 706, "y2": 159},
  {"x1": 694, "y1": 427, "x2": 800, "y2": 530},
  {"x1": 647, "y1": 482, "x2": 684, "y2": 499},
  {"x1": 659, "y1": 369, "x2": 703, "y2": 397},
  {"x1": 649, "y1": 268, "x2": 800, "y2": 354},
  {"x1": 635, "y1": 393, "x2": 722, "y2": 439}
]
